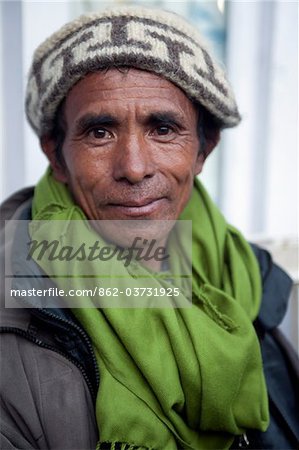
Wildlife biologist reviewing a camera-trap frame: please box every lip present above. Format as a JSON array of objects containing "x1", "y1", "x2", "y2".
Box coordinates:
[{"x1": 107, "y1": 198, "x2": 166, "y2": 217}]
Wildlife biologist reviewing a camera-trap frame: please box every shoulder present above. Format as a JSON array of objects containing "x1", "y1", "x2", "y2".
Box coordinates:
[
  {"x1": 0, "y1": 188, "x2": 98, "y2": 449},
  {"x1": 0, "y1": 187, "x2": 34, "y2": 221},
  {"x1": 0, "y1": 331, "x2": 97, "y2": 449},
  {"x1": 248, "y1": 244, "x2": 299, "y2": 449}
]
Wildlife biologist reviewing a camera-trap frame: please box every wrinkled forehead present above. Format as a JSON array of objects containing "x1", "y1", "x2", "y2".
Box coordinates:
[
  {"x1": 65, "y1": 68, "x2": 196, "y2": 108},
  {"x1": 62, "y1": 68, "x2": 199, "y2": 130}
]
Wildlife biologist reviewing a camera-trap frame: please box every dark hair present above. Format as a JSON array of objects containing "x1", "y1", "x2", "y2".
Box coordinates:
[
  {"x1": 196, "y1": 105, "x2": 222, "y2": 159},
  {"x1": 51, "y1": 99, "x2": 67, "y2": 166},
  {"x1": 50, "y1": 96, "x2": 221, "y2": 164}
]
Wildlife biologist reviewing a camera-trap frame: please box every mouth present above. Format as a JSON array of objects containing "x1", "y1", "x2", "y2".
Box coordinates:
[{"x1": 107, "y1": 197, "x2": 166, "y2": 217}]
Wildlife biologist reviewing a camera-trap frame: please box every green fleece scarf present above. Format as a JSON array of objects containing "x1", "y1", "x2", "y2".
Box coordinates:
[{"x1": 31, "y1": 169, "x2": 269, "y2": 450}]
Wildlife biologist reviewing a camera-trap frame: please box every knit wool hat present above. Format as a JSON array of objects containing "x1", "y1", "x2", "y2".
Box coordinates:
[{"x1": 25, "y1": 6, "x2": 241, "y2": 137}]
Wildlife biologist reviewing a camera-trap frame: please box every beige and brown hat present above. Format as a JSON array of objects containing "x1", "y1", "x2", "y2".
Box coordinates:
[{"x1": 25, "y1": 6, "x2": 241, "y2": 137}]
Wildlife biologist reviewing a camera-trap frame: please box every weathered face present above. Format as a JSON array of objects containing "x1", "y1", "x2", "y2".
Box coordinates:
[{"x1": 43, "y1": 69, "x2": 207, "y2": 246}]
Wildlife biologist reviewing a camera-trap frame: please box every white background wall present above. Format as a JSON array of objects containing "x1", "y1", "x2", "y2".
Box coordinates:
[{"x1": 221, "y1": 0, "x2": 298, "y2": 241}]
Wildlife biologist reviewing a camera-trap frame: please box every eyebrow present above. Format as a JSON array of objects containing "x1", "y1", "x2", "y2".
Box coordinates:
[
  {"x1": 74, "y1": 110, "x2": 185, "y2": 134},
  {"x1": 145, "y1": 111, "x2": 184, "y2": 128},
  {"x1": 75, "y1": 114, "x2": 120, "y2": 134}
]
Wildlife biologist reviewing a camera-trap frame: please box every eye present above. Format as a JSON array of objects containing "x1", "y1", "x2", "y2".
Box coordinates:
[
  {"x1": 150, "y1": 125, "x2": 176, "y2": 140},
  {"x1": 89, "y1": 128, "x2": 113, "y2": 139},
  {"x1": 156, "y1": 126, "x2": 173, "y2": 136}
]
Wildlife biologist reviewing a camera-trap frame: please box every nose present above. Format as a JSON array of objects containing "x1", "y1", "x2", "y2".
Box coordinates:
[{"x1": 113, "y1": 132, "x2": 155, "y2": 184}]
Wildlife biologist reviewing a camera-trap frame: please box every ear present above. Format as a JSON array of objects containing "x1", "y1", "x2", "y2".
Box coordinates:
[
  {"x1": 40, "y1": 136, "x2": 68, "y2": 184},
  {"x1": 195, "y1": 128, "x2": 221, "y2": 175}
]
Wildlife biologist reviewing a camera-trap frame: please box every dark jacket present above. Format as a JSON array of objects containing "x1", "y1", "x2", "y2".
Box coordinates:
[{"x1": 0, "y1": 188, "x2": 298, "y2": 450}]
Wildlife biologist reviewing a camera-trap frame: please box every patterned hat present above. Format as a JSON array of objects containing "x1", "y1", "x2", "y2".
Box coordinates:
[{"x1": 25, "y1": 6, "x2": 241, "y2": 137}]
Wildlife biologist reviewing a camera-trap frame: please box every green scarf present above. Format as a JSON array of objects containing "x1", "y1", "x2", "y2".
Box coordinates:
[{"x1": 31, "y1": 169, "x2": 269, "y2": 449}]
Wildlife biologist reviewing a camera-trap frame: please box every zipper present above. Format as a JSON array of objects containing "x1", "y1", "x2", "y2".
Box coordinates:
[
  {"x1": 32, "y1": 307, "x2": 99, "y2": 394},
  {"x1": 1, "y1": 322, "x2": 99, "y2": 403},
  {"x1": 31, "y1": 307, "x2": 99, "y2": 385},
  {"x1": 236, "y1": 433, "x2": 249, "y2": 448},
  {"x1": 3, "y1": 291, "x2": 99, "y2": 401},
  {"x1": 6, "y1": 294, "x2": 100, "y2": 395}
]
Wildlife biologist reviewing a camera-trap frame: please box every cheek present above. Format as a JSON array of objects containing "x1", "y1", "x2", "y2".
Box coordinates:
[
  {"x1": 158, "y1": 147, "x2": 199, "y2": 184},
  {"x1": 63, "y1": 147, "x2": 109, "y2": 188},
  {"x1": 165, "y1": 147, "x2": 200, "y2": 203}
]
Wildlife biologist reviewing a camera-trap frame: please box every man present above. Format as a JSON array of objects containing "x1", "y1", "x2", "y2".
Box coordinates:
[{"x1": 0, "y1": 6, "x2": 297, "y2": 450}]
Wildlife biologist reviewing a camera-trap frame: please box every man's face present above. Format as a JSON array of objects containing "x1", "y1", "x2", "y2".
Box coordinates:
[{"x1": 44, "y1": 69, "x2": 205, "y2": 245}]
